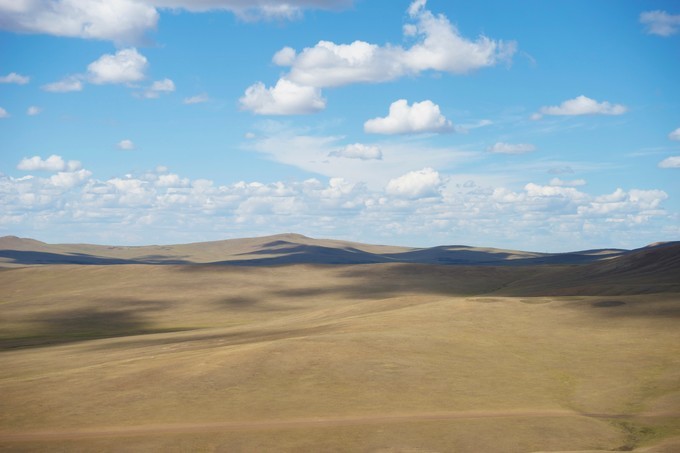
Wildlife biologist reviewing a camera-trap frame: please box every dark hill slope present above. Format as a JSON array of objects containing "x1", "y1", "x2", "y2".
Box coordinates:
[{"x1": 497, "y1": 241, "x2": 680, "y2": 296}]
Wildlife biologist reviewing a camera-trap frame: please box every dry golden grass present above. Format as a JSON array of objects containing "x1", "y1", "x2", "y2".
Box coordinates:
[{"x1": 0, "y1": 263, "x2": 678, "y2": 452}]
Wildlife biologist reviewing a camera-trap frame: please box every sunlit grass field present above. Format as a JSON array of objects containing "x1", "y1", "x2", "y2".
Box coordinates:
[{"x1": 0, "y1": 263, "x2": 678, "y2": 452}]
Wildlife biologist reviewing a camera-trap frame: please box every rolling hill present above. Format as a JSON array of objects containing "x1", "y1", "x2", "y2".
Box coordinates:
[{"x1": 0, "y1": 233, "x2": 630, "y2": 267}]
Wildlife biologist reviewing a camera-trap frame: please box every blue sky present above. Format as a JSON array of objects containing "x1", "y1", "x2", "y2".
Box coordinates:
[{"x1": 1, "y1": 0, "x2": 679, "y2": 251}]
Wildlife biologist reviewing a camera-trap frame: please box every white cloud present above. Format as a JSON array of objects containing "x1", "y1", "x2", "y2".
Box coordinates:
[
  {"x1": 386, "y1": 168, "x2": 443, "y2": 198},
  {"x1": 488, "y1": 142, "x2": 536, "y2": 154},
  {"x1": 658, "y1": 156, "x2": 680, "y2": 168},
  {"x1": 364, "y1": 99, "x2": 453, "y2": 135},
  {"x1": 150, "y1": 78, "x2": 175, "y2": 92},
  {"x1": 668, "y1": 127, "x2": 680, "y2": 141},
  {"x1": 87, "y1": 48, "x2": 148, "y2": 84},
  {"x1": 156, "y1": 173, "x2": 189, "y2": 187},
  {"x1": 245, "y1": 127, "x2": 477, "y2": 189},
  {"x1": 242, "y1": 1, "x2": 515, "y2": 115},
  {"x1": 0, "y1": 107, "x2": 8, "y2": 118},
  {"x1": 280, "y1": 0, "x2": 516, "y2": 88},
  {"x1": 0, "y1": 161, "x2": 673, "y2": 251},
  {"x1": 17, "y1": 155, "x2": 82, "y2": 172},
  {"x1": 140, "y1": 78, "x2": 176, "y2": 98},
  {"x1": 117, "y1": 139, "x2": 135, "y2": 150},
  {"x1": 0, "y1": 0, "x2": 159, "y2": 44},
  {"x1": 0, "y1": 1, "x2": 350, "y2": 45},
  {"x1": 273, "y1": 46, "x2": 297, "y2": 66},
  {"x1": 41, "y1": 76, "x2": 83, "y2": 92},
  {"x1": 579, "y1": 188, "x2": 667, "y2": 216},
  {"x1": 640, "y1": 10, "x2": 680, "y2": 37},
  {"x1": 240, "y1": 78, "x2": 326, "y2": 115},
  {"x1": 549, "y1": 178, "x2": 586, "y2": 187},
  {"x1": 455, "y1": 119, "x2": 492, "y2": 134},
  {"x1": 49, "y1": 169, "x2": 92, "y2": 188},
  {"x1": 330, "y1": 143, "x2": 382, "y2": 160},
  {"x1": 534, "y1": 95, "x2": 627, "y2": 118},
  {"x1": 408, "y1": 0, "x2": 427, "y2": 17},
  {"x1": 26, "y1": 106, "x2": 42, "y2": 116},
  {"x1": 522, "y1": 183, "x2": 588, "y2": 201},
  {"x1": 43, "y1": 49, "x2": 152, "y2": 94},
  {"x1": 0, "y1": 72, "x2": 29, "y2": 84},
  {"x1": 183, "y1": 93, "x2": 209, "y2": 104}
]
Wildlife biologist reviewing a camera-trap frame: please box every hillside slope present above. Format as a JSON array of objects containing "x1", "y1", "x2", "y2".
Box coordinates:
[
  {"x1": 0, "y1": 234, "x2": 627, "y2": 267},
  {"x1": 498, "y1": 241, "x2": 680, "y2": 295}
]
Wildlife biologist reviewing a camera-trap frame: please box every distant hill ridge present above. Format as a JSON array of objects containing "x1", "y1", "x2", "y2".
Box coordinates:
[{"x1": 0, "y1": 233, "x2": 673, "y2": 268}]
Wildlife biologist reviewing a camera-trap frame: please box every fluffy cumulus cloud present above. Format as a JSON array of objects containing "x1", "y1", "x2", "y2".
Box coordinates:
[
  {"x1": 280, "y1": 0, "x2": 516, "y2": 87},
  {"x1": 117, "y1": 139, "x2": 135, "y2": 150},
  {"x1": 0, "y1": 107, "x2": 8, "y2": 118},
  {"x1": 140, "y1": 78, "x2": 176, "y2": 98},
  {"x1": 42, "y1": 48, "x2": 157, "y2": 94},
  {"x1": 17, "y1": 155, "x2": 82, "y2": 172},
  {"x1": 26, "y1": 106, "x2": 42, "y2": 116},
  {"x1": 87, "y1": 48, "x2": 148, "y2": 84},
  {"x1": 669, "y1": 127, "x2": 680, "y2": 141},
  {"x1": 532, "y1": 95, "x2": 627, "y2": 119},
  {"x1": 386, "y1": 168, "x2": 443, "y2": 198},
  {"x1": 488, "y1": 183, "x2": 668, "y2": 230},
  {"x1": 578, "y1": 188, "x2": 667, "y2": 217},
  {"x1": 0, "y1": 0, "x2": 159, "y2": 44},
  {"x1": 0, "y1": 1, "x2": 350, "y2": 44},
  {"x1": 658, "y1": 156, "x2": 680, "y2": 169},
  {"x1": 0, "y1": 157, "x2": 674, "y2": 250},
  {"x1": 242, "y1": 0, "x2": 515, "y2": 114},
  {"x1": 0, "y1": 72, "x2": 29, "y2": 84},
  {"x1": 330, "y1": 143, "x2": 382, "y2": 160},
  {"x1": 640, "y1": 10, "x2": 680, "y2": 37},
  {"x1": 48, "y1": 169, "x2": 93, "y2": 189},
  {"x1": 488, "y1": 142, "x2": 536, "y2": 154},
  {"x1": 364, "y1": 99, "x2": 453, "y2": 135},
  {"x1": 239, "y1": 78, "x2": 325, "y2": 115}
]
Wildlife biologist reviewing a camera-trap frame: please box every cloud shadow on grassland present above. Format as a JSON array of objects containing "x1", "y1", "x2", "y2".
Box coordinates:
[
  {"x1": 0, "y1": 250, "x2": 192, "y2": 265},
  {"x1": 0, "y1": 299, "x2": 191, "y2": 350}
]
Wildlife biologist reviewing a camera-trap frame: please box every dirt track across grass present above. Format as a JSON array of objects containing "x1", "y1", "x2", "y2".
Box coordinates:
[{"x1": 1, "y1": 410, "x2": 675, "y2": 442}]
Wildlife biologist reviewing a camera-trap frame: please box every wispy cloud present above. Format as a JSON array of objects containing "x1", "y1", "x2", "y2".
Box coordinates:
[
  {"x1": 0, "y1": 72, "x2": 29, "y2": 84},
  {"x1": 658, "y1": 156, "x2": 680, "y2": 168},
  {"x1": 640, "y1": 10, "x2": 680, "y2": 37},
  {"x1": 488, "y1": 142, "x2": 536, "y2": 154},
  {"x1": 532, "y1": 95, "x2": 627, "y2": 120},
  {"x1": 117, "y1": 139, "x2": 135, "y2": 150},
  {"x1": 183, "y1": 93, "x2": 209, "y2": 104}
]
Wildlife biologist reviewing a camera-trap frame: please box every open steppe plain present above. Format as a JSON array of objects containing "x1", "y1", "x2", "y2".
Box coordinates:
[{"x1": 0, "y1": 236, "x2": 679, "y2": 452}]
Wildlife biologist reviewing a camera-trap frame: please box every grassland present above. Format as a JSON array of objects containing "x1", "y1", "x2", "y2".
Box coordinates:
[{"x1": 0, "y1": 238, "x2": 678, "y2": 452}]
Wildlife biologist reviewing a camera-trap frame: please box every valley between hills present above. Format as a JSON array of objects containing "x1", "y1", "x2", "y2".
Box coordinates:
[{"x1": 0, "y1": 234, "x2": 678, "y2": 452}]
